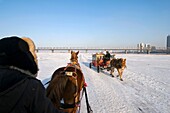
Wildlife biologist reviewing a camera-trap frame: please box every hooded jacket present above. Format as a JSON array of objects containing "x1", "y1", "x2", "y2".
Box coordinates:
[
  {"x1": 0, "y1": 66, "x2": 63, "y2": 113},
  {"x1": 0, "y1": 36, "x2": 63, "y2": 113}
]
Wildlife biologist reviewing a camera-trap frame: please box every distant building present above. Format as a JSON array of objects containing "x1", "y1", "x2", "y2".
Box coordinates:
[
  {"x1": 137, "y1": 43, "x2": 151, "y2": 53},
  {"x1": 167, "y1": 35, "x2": 170, "y2": 53},
  {"x1": 140, "y1": 43, "x2": 144, "y2": 52},
  {"x1": 151, "y1": 46, "x2": 156, "y2": 52}
]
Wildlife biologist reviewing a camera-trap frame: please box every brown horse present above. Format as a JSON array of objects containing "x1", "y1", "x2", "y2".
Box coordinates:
[
  {"x1": 110, "y1": 58, "x2": 127, "y2": 81},
  {"x1": 46, "y1": 51, "x2": 85, "y2": 113}
]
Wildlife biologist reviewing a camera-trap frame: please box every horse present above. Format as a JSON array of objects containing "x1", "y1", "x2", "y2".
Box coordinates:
[
  {"x1": 110, "y1": 58, "x2": 127, "y2": 81},
  {"x1": 46, "y1": 51, "x2": 85, "y2": 113}
]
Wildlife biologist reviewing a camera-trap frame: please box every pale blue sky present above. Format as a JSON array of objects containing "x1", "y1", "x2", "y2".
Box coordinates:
[{"x1": 0, "y1": 0, "x2": 170, "y2": 47}]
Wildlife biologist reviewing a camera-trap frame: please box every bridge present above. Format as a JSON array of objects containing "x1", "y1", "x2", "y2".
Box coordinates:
[{"x1": 36, "y1": 47, "x2": 167, "y2": 54}]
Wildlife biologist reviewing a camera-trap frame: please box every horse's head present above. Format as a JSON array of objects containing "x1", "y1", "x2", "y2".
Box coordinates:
[
  {"x1": 121, "y1": 58, "x2": 126, "y2": 68},
  {"x1": 70, "y1": 51, "x2": 79, "y2": 65},
  {"x1": 46, "y1": 66, "x2": 85, "y2": 113}
]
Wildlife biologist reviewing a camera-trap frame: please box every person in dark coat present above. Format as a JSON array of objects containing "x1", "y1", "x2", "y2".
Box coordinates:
[
  {"x1": 0, "y1": 36, "x2": 63, "y2": 113},
  {"x1": 103, "y1": 51, "x2": 111, "y2": 64}
]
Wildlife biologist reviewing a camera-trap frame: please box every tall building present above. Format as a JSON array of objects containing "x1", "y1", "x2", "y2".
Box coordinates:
[
  {"x1": 167, "y1": 35, "x2": 170, "y2": 53},
  {"x1": 167, "y1": 35, "x2": 170, "y2": 48},
  {"x1": 137, "y1": 43, "x2": 151, "y2": 53}
]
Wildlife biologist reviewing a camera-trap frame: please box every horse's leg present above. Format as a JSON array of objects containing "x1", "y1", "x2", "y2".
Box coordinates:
[
  {"x1": 110, "y1": 67, "x2": 115, "y2": 77},
  {"x1": 120, "y1": 69, "x2": 124, "y2": 81},
  {"x1": 118, "y1": 69, "x2": 123, "y2": 81},
  {"x1": 116, "y1": 68, "x2": 119, "y2": 77}
]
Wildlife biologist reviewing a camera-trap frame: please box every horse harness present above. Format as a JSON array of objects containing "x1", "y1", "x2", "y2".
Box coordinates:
[
  {"x1": 59, "y1": 63, "x2": 83, "y2": 111},
  {"x1": 61, "y1": 63, "x2": 93, "y2": 113},
  {"x1": 45, "y1": 60, "x2": 93, "y2": 113}
]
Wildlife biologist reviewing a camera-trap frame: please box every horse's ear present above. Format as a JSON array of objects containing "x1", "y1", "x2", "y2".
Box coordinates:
[
  {"x1": 76, "y1": 51, "x2": 79, "y2": 55},
  {"x1": 71, "y1": 51, "x2": 73, "y2": 54}
]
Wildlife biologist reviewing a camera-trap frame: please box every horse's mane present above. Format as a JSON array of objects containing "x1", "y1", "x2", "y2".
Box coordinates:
[
  {"x1": 46, "y1": 67, "x2": 68, "y2": 108},
  {"x1": 63, "y1": 66, "x2": 84, "y2": 92}
]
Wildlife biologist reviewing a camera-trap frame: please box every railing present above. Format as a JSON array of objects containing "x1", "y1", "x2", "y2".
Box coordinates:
[{"x1": 35, "y1": 47, "x2": 170, "y2": 54}]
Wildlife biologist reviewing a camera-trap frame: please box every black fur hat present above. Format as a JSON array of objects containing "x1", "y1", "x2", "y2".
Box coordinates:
[{"x1": 0, "y1": 36, "x2": 38, "y2": 74}]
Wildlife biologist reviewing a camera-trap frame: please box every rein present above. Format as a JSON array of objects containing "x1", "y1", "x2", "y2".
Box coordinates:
[{"x1": 83, "y1": 85, "x2": 93, "y2": 113}]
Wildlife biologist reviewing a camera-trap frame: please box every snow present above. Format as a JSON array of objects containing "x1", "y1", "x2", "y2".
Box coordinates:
[{"x1": 37, "y1": 52, "x2": 170, "y2": 113}]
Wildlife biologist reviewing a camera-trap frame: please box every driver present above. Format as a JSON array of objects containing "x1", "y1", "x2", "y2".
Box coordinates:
[{"x1": 103, "y1": 51, "x2": 111, "y2": 64}]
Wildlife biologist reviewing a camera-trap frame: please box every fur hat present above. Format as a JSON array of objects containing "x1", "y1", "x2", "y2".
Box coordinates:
[
  {"x1": 22, "y1": 37, "x2": 38, "y2": 65},
  {"x1": 0, "y1": 36, "x2": 38, "y2": 74}
]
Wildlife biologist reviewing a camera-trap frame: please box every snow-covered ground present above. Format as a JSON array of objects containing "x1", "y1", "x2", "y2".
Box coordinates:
[{"x1": 37, "y1": 52, "x2": 170, "y2": 113}]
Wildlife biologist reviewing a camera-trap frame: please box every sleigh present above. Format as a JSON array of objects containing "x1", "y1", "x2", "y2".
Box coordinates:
[{"x1": 89, "y1": 53, "x2": 110, "y2": 73}]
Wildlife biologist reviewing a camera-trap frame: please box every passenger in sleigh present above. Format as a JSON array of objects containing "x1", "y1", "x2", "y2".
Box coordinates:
[{"x1": 103, "y1": 51, "x2": 111, "y2": 66}]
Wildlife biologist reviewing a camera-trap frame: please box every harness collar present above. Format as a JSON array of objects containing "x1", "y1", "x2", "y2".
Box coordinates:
[{"x1": 60, "y1": 101, "x2": 80, "y2": 109}]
